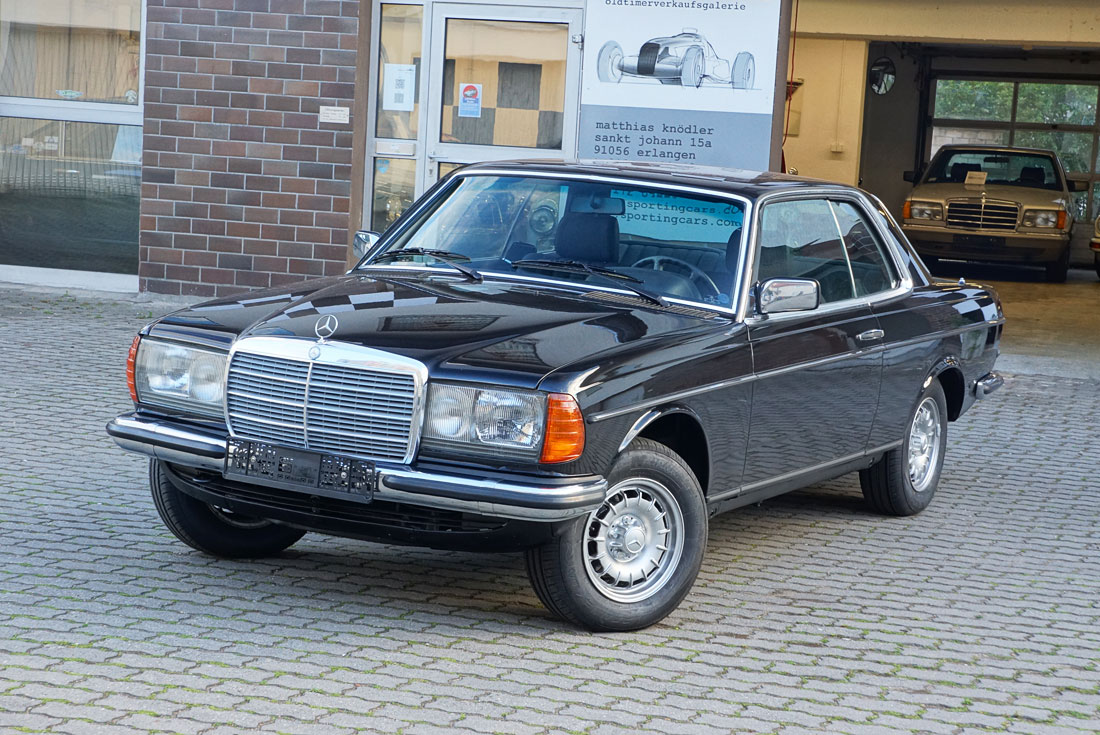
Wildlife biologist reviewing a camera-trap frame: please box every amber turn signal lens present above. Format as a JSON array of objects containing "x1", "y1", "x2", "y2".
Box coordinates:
[
  {"x1": 541, "y1": 393, "x2": 585, "y2": 464},
  {"x1": 1057, "y1": 210, "x2": 1068, "y2": 229},
  {"x1": 902, "y1": 201, "x2": 912, "y2": 220},
  {"x1": 126, "y1": 335, "x2": 141, "y2": 404}
]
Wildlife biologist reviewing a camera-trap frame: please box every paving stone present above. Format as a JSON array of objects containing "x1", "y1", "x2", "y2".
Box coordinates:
[{"x1": 0, "y1": 284, "x2": 1098, "y2": 735}]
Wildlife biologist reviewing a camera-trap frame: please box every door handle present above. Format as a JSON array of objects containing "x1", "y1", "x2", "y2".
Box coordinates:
[{"x1": 857, "y1": 329, "x2": 885, "y2": 342}]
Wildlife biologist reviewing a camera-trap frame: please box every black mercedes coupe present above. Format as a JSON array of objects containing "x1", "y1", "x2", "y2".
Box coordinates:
[{"x1": 108, "y1": 160, "x2": 1004, "y2": 631}]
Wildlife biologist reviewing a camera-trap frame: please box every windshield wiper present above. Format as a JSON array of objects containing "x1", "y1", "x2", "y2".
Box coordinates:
[
  {"x1": 512, "y1": 259, "x2": 668, "y2": 307},
  {"x1": 371, "y1": 248, "x2": 482, "y2": 282}
]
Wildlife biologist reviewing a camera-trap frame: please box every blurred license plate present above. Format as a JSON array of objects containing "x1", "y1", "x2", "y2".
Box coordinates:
[
  {"x1": 224, "y1": 439, "x2": 375, "y2": 498},
  {"x1": 953, "y1": 234, "x2": 1005, "y2": 247}
]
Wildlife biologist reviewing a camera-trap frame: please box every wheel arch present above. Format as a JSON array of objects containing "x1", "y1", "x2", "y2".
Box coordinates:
[
  {"x1": 618, "y1": 408, "x2": 711, "y2": 495},
  {"x1": 926, "y1": 357, "x2": 965, "y2": 421}
]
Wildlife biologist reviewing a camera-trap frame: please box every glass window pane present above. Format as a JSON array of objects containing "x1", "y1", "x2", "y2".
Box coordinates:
[
  {"x1": 441, "y1": 19, "x2": 568, "y2": 149},
  {"x1": 0, "y1": 1, "x2": 142, "y2": 104},
  {"x1": 925, "y1": 148, "x2": 1062, "y2": 190},
  {"x1": 371, "y1": 157, "x2": 416, "y2": 232},
  {"x1": 1013, "y1": 130, "x2": 1093, "y2": 173},
  {"x1": 930, "y1": 127, "x2": 1009, "y2": 158},
  {"x1": 934, "y1": 80, "x2": 1013, "y2": 122},
  {"x1": 376, "y1": 4, "x2": 422, "y2": 140},
  {"x1": 438, "y1": 162, "x2": 464, "y2": 178},
  {"x1": 831, "y1": 201, "x2": 897, "y2": 297},
  {"x1": 1016, "y1": 83, "x2": 1097, "y2": 126},
  {"x1": 0, "y1": 117, "x2": 139, "y2": 273},
  {"x1": 758, "y1": 199, "x2": 854, "y2": 304}
]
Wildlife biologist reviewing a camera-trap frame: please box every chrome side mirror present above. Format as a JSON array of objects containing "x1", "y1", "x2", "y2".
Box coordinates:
[
  {"x1": 756, "y1": 278, "x2": 820, "y2": 315},
  {"x1": 352, "y1": 230, "x2": 381, "y2": 260}
]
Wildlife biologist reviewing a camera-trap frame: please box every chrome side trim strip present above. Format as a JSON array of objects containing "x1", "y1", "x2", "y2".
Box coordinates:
[
  {"x1": 588, "y1": 319, "x2": 1003, "y2": 423},
  {"x1": 708, "y1": 440, "x2": 903, "y2": 503}
]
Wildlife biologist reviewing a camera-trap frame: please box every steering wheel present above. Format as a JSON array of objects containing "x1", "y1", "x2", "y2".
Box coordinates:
[{"x1": 631, "y1": 256, "x2": 721, "y2": 300}]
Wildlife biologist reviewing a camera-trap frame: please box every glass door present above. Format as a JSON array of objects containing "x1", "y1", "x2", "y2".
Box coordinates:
[{"x1": 422, "y1": 4, "x2": 582, "y2": 189}]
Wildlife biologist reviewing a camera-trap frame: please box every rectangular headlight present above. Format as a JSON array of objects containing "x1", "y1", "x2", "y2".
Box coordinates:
[
  {"x1": 909, "y1": 201, "x2": 943, "y2": 220},
  {"x1": 423, "y1": 383, "x2": 546, "y2": 458},
  {"x1": 1022, "y1": 209, "x2": 1061, "y2": 228},
  {"x1": 134, "y1": 339, "x2": 227, "y2": 418}
]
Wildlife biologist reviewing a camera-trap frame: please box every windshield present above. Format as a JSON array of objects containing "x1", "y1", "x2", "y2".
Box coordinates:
[
  {"x1": 363, "y1": 174, "x2": 747, "y2": 308},
  {"x1": 924, "y1": 149, "x2": 1063, "y2": 191}
]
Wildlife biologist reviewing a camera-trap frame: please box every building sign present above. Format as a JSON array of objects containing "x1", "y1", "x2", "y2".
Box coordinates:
[
  {"x1": 580, "y1": 0, "x2": 783, "y2": 171},
  {"x1": 382, "y1": 63, "x2": 417, "y2": 112},
  {"x1": 457, "y1": 83, "x2": 483, "y2": 118}
]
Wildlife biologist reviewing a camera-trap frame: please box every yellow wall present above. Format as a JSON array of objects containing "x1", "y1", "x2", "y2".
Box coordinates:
[
  {"x1": 782, "y1": 38, "x2": 868, "y2": 186},
  {"x1": 797, "y1": 0, "x2": 1100, "y2": 47}
]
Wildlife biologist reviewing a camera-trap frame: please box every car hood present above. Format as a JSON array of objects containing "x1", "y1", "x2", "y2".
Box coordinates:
[
  {"x1": 910, "y1": 182, "x2": 1068, "y2": 208},
  {"x1": 149, "y1": 271, "x2": 724, "y2": 389}
]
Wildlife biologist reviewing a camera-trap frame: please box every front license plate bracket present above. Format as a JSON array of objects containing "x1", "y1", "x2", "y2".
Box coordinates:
[{"x1": 225, "y1": 439, "x2": 375, "y2": 500}]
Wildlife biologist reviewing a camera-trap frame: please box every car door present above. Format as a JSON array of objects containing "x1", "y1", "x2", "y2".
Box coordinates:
[{"x1": 742, "y1": 196, "x2": 884, "y2": 487}]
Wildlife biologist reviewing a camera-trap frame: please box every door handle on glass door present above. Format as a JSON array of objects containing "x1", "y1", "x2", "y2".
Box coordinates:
[{"x1": 857, "y1": 329, "x2": 885, "y2": 342}]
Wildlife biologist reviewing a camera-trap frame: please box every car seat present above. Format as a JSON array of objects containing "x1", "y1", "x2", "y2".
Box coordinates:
[
  {"x1": 1018, "y1": 166, "x2": 1047, "y2": 186},
  {"x1": 950, "y1": 162, "x2": 983, "y2": 182},
  {"x1": 552, "y1": 213, "x2": 620, "y2": 264}
]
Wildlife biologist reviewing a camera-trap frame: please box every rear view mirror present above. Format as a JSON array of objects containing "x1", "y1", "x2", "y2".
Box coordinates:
[
  {"x1": 1069, "y1": 178, "x2": 1089, "y2": 192},
  {"x1": 756, "y1": 278, "x2": 820, "y2": 315},
  {"x1": 902, "y1": 170, "x2": 918, "y2": 183},
  {"x1": 353, "y1": 230, "x2": 381, "y2": 259}
]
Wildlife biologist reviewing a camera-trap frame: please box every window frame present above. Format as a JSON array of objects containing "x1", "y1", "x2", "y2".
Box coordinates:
[
  {"x1": 739, "y1": 190, "x2": 914, "y2": 322},
  {"x1": 928, "y1": 75, "x2": 1100, "y2": 220},
  {"x1": 0, "y1": 1, "x2": 146, "y2": 129}
]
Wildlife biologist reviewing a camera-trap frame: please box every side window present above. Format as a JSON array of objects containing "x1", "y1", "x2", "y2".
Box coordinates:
[
  {"x1": 830, "y1": 201, "x2": 899, "y2": 297},
  {"x1": 757, "y1": 199, "x2": 855, "y2": 304}
]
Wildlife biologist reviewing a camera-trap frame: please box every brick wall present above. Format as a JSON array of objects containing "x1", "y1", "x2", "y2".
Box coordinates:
[{"x1": 141, "y1": 0, "x2": 360, "y2": 297}]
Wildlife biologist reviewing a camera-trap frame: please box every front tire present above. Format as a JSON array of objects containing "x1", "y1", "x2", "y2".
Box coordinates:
[
  {"x1": 860, "y1": 380, "x2": 948, "y2": 516},
  {"x1": 150, "y1": 460, "x2": 305, "y2": 558},
  {"x1": 526, "y1": 438, "x2": 707, "y2": 632},
  {"x1": 597, "y1": 41, "x2": 623, "y2": 84}
]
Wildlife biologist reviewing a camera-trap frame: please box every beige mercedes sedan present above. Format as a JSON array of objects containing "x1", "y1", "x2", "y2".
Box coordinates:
[{"x1": 901, "y1": 145, "x2": 1085, "y2": 282}]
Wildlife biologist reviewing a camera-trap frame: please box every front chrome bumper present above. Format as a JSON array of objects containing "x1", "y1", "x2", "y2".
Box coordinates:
[{"x1": 106, "y1": 413, "x2": 606, "y2": 522}]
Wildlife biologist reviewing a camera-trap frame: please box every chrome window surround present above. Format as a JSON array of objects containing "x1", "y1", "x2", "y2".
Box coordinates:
[
  {"x1": 355, "y1": 169, "x2": 754, "y2": 319},
  {"x1": 224, "y1": 336, "x2": 429, "y2": 465},
  {"x1": 737, "y1": 188, "x2": 917, "y2": 323}
]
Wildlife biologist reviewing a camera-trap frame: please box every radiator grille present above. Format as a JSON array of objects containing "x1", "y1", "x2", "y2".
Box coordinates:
[
  {"x1": 945, "y1": 199, "x2": 1020, "y2": 231},
  {"x1": 226, "y1": 351, "x2": 418, "y2": 462}
]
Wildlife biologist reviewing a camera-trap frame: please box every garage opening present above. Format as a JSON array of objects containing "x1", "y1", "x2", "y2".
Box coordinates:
[{"x1": 859, "y1": 43, "x2": 1100, "y2": 266}]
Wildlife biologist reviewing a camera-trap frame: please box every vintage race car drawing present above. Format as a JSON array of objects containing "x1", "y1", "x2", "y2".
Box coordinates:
[{"x1": 597, "y1": 29, "x2": 755, "y2": 89}]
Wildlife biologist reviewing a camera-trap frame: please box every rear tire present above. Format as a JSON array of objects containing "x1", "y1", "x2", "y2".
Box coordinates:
[
  {"x1": 1045, "y1": 248, "x2": 1070, "y2": 283},
  {"x1": 860, "y1": 380, "x2": 948, "y2": 517},
  {"x1": 732, "y1": 52, "x2": 755, "y2": 89},
  {"x1": 150, "y1": 460, "x2": 305, "y2": 558},
  {"x1": 526, "y1": 438, "x2": 707, "y2": 632}
]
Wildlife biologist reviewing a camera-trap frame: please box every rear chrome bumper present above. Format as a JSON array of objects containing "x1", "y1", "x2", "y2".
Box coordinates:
[
  {"x1": 106, "y1": 413, "x2": 606, "y2": 522},
  {"x1": 974, "y1": 372, "x2": 1004, "y2": 399}
]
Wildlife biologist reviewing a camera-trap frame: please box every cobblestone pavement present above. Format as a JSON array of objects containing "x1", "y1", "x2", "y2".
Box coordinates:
[{"x1": 1, "y1": 286, "x2": 1098, "y2": 735}]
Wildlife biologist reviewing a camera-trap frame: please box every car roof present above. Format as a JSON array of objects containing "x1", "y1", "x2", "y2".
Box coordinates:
[{"x1": 455, "y1": 158, "x2": 847, "y2": 200}]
